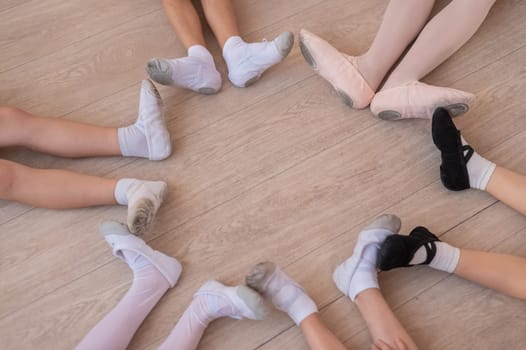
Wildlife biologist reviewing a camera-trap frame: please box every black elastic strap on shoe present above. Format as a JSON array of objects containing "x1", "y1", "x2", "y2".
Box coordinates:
[
  {"x1": 462, "y1": 144, "x2": 474, "y2": 163},
  {"x1": 419, "y1": 241, "x2": 437, "y2": 265}
]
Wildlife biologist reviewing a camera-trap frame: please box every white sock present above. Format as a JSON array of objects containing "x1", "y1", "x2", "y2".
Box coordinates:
[
  {"x1": 246, "y1": 262, "x2": 317, "y2": 325},
  {"x1": 158, "y1": 280, "x2": 267, "y2": 350},
  {"x1": 118, "y1": 80, "x2": 172, "y2": 160},
  {"x1": 461, "y1": 136, "x2": 496, "y2": 190},
  {"x1": 410, "y1": 242, "x2": 460, "y2": 273},
  {"x1": 346, "y1": 244, "x2": 380, "y2": 300},
  {"x1": 114, "y1": 179, "x2": 167, "y2": 234},
  {"x1": 222, "y1": 32, "x2": 294, "y2": 87},
  {"x1": 333, "y1": 214, "x2": 401, "y2": 301},
  {"x1": 145, "y1": 45, "x2": 222, "y2": 94}
]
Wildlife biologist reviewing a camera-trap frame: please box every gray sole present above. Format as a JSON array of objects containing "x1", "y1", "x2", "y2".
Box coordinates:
[
  {"x1": 277, "y1": 33, "x2": 294, "y2": 58},
  {"x1": 236, "y1": 286, "x2": 268, "y2": 320},
  {"x1": 245, "y1": 262, "x2": 276, "y2": 292},
  {"x1": 198, "y1": 87, "x2": 219, "y2": 95},
  {"x1": 244, "y1": 75, "x2": 260, "y2": 87},
  {"x1": 378, "y1": 102, "x2": 469, "y2": 121},
  {"x1": 378, "y1": 110, "x2": 402, "y2": 120},
  {"x1": 446, "y1": 103, "x2": 469, "y2": 117},
  {"x1": 336, "y1": 89, "x2": 354, "y2": 108},
  {"x1": 299, "y1": 39, "x2": 317, "y2": 70}
]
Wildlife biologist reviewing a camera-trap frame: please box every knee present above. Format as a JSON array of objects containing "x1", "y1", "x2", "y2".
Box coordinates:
[{"x1": 0, "y1": 160, "x2": 16, "y2": 197}]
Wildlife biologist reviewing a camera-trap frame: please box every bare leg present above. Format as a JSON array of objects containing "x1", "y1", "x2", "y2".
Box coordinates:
[
  {"x1": 161, "y1": 0, "x2": 206, "y2": 49},
  {"x1": 0, "y1": 106, "x2": 120, "y2": 158},
  {"x1": 383, "y1": 0, "x2": 496, "y2": 88},
  {"x1": 0, "y1": 159, "x2": 117, "y2": 208},
  {"x1": 454, "y1": 249, "x2": 526, "y2": 300},
  {"x1": 355, "y1": 289, "x2": 417, "y2": 350},
  {"x1": 300, "y1": 313, "x2": 346, "y2": 350},
  {"x1": 201, "y1": 0, "x2": 240, "y2": 48},
  {"x1": 485, "y1": 166, "x2": 526, "y2": 216},
  {"x1": 357, "y1": 0, "x2": 435, "y2": 91}
]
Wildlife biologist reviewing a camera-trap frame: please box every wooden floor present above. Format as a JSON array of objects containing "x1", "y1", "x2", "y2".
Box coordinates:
[{"x1": 1, "y1": 0, "x2": 526, "y2": 349}]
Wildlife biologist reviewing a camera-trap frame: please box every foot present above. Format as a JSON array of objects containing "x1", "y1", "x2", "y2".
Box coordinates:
[
  {"x1": 377, "y1": 226, "x2": 440, "y2": 270},
  {"x1": 146, "y1": 45, "x2": 221, "y2": 94},
  {"x1": 118, "y1": 79, "x2": 172, "y2": 160},
  {"x1": 299, "y1": 29, "x2": 374, "y2": 109},
  {"x1": 432, "y1": 108, "x2": 496, "y2": 191},
  {"x1": 100, "y1": 221, "x2": 182, "y2": 287},
  {"x1": 370, "y1": 81, "x2": 475, "y2": 120},
  {"x1": 223, "y1": 32, "x2": 294, "y2": 87},
  {"x1": 246, "y1": 262, "x2": 317, "y2": 325},
  {"x1": 333, "y1": 214, "x2": 401, "y2": 301},
  {"x1": 378, "y1": 226, "x2": 460, "y2": 273},
  {"x1": 125, "y1": 180, "x2": 167, "y2": 234},
  {"x1": 193, "y1": 280, "x2": 268, "y2": 322}
]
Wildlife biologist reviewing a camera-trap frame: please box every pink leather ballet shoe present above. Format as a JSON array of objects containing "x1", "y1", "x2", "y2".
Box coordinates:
[
  {"x1": 370, "y1": 81, "x2": 475, "y2": 120},
  {"x1": 299, "y1": 29, "x2": 374, "y2": 109}
]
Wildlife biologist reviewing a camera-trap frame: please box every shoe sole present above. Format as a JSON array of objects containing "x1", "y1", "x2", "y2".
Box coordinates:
[
  {"x1": 378, "y1": 103, "x2": 469, "y2": 121},
  {"x1": 299, "y1": 39, "x2": 354, "y2": 108}
]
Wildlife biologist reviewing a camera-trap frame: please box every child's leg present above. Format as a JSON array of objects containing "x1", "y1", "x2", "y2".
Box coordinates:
[
  {"x1": 157, "y1": 280, "x2": 267, "y2": 350},
  {"x1": 246, "y1": 262, "x2": 344, "y2": 349},
  {"x1": 0, "y1": 160, "x2": 167, "y2": 234},
  {"x1": 161, "y1": 0, "x2": 207, "y2": 49},
  {"x1": 200, "y1": 0, "x2": 239, "y2": 48},
  {"x1": 333, "y1": 214, "x2": 418, "y2": 349},
  {"x1": 0, "y1": 106, "x2": 120, "y2": 158},
  {"x1": 0, "y1": 159, "x2": 117, "y2": 208},
  {"x1": 0, "y1": 80, "x2": 171, "y2": 160},
  {"x1": 485, "y1": 167, "x2": 526, "y2": 216},
  {"x1": 146, "y1": 0, "x2": 221, "y2": 94},
  {"x1": 371, "y1": 0, "x2": 495, "y2": 120},
  {"x1": 454, "y1": 249, "x2": 526, "y2": 300},
  {"x1": 298, "y1": 0, "x2": 434, "y2": 109},
  {"x1": 383, "y1": 0, "x2": 496, "y2": 89},
  {"x1": 77, "y1": 222, "x2": 182, "y2": 350},
  {"x1": 378, "y1": 227, "x2": 526, "y2": 300}
]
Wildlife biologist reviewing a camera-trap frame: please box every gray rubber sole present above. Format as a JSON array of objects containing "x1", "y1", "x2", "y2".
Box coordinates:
[
  {"x1": 301, "y1": 39, "x2": 354, "y2": 108},
  {"x1": 299, "y1": 39, "x2": 317, "y2": 70},
  {"x1": 378, "y1": 103, "x2": 470, "y2": 121},
  {"x1": 198, "y1": 87, "x2": 219, "y2": 95}
]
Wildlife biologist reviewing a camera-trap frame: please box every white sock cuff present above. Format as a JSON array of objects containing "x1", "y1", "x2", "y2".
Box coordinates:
[
  {"x1": 447, "y1": 246, "x2": 461, "y2": 273},
  {"x1": 349, "y1": 275, "x2": 379, "y2": 302},
  {"x1": 188, "y1": 45, "x2": 213, "y2": 62},
  {"x1": 478, "y1": 161, "x2": 496, "y2": 191},
  {"x1": 117, "y1": 127, "x2": 131, "y2": 157},
  {"x1": 430, "y1": 242, "x2": 461, "y2": 273},
  {"x1": 223, "y1": 36, "x2": 244, "y2": 55},
  {"x1": 114, "y1": 178, "x2": 136, "y2": 205},
  {"x1": 289, "y1": 296, "x2": 318, "y2": 325}
]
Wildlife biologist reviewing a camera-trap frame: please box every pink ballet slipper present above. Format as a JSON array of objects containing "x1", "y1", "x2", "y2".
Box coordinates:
[
  {"x1": 370, "y1": 81, "x2": 475, "y2": 120},
  {"x1": 299, "y1": 29, "x2": 374, "y2": 109}
]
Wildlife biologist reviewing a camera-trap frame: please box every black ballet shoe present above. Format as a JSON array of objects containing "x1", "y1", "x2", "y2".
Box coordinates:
[
  {"x1": 432, "y1": 107, "x2": 472, "y2": 191},
  {"x1": 376, "y1": 226, "x2": 440, "y2": 271}
]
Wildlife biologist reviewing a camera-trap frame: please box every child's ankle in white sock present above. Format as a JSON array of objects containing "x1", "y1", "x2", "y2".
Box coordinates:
[
  {"x1": 223, "y1": 32, "x2": 294, "y2": 88},
  {"x1": 118, "y1": 80, "x2": 171, "y2": 160},
  {"x1": 114, "y1": 178, "x2": 167, "y2": 234},
  {"x1": 461, "y1": 136, "x2": 496, "y2": 190},
  {"x1": 146, "y1": 45, "x2": 222, "y2": 94},
  {"x1": 246, "y1": 262, "x2": 317, "y2": 325}
]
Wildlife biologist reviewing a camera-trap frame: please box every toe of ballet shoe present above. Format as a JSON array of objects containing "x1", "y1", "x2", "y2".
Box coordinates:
[
  {"x1": 273, "y1": 31, "x2": 294, "y2": 59},
  {"x1": 299, "y1": 29, "x2": 374, "y2": 109}
]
